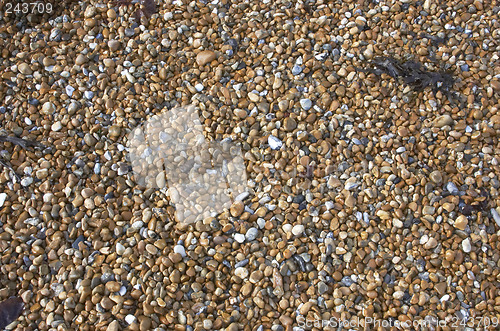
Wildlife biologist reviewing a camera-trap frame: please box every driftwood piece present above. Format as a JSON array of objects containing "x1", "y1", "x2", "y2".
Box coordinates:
[{"x1": 358, "y1": 56, "x2": 462, "y2": 106}]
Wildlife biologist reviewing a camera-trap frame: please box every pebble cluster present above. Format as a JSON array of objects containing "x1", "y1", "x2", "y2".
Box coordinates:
[{"x1": 0, "y1": 0, "x2": 499, "y2": 330}]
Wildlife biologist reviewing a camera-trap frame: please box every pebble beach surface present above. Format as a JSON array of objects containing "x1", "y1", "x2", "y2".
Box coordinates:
[{"x1": 1, "y1": 0, "x2": 500, "y2": 330}]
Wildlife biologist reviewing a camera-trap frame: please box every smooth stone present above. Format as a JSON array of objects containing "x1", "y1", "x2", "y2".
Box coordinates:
[
  {"x1": 42, "y1": 102, "x2": 56, "y2": 115},
  {"x1": 291, "y1": 224, "x2": 305, "y2": 236},
  {"x1": 429, "y1": 170, "x2": 442, "y2": 184},
  {"x1": 491, "y1": 208, "x2": 500, "y2": 227},
  {"x1": 173, "y1": 245, "x2": 186, "y2": 257},
  {"x1": 268, "y1": 135, "x2": 282, "y2": 150},
  {"x1": 454, "y1": 215, "x2": 468, "y2": 230},
  {"x1": 283, "y1": 117, "x2": 297, "y2": 131},
  {"x1": 234, "y1": 267, "x2": 249, "y2": 279},
  {"x1": 245, "y1": 227, "x2": 258, "y2": 241},
  {"x1": 108, "y1": 40, "x2": 121, "y2": 52},
  {"x1": 0, "y1": 193, "x2": 7, "y2": 207},
  {"x1": 434, "y1": 114, "x2": 454, "y2": 128},
  {"x1": 462, "y1": 238, "x2": 471, "y2": 253},
  {"x1": 230, "y1": 201, "x2": 244, "y2": 217},
  {"x1": 18, "y1": 63, "x2": 32, "y2": 75},
  {"x1": 196, "y1": 50, "x2": 216, "y2": 66},
  {"x1": 300, "y1": 98, "x2": 312, "y2": 110},
  {"x1": 234, "y1": 233, "x2": 245, "y2": 243}
]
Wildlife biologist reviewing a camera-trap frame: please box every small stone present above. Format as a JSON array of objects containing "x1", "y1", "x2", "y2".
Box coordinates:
[
  {"x1": 173, "y1": 245, "x2": 186, "y2": 257},
  {"x1": 195, "y1": 83, "x2": 204, "y2": 92},
  {"x1": 196, "y1": 50, "x2": 216, "y2": 66},
  {"x1": 245, "y1": 227, "x2": 258, "y2": 241},
  {"x1": 491, "y1": 208, "x2": 500, "y2": 228},
  {"x1": 116, "y1": 243, "x2": 125, "y2": 255},
  {"x1": 0, "y1": 193, "x2": 7, "y2": 207},
  {"x1": 454, "y1": 215, "x2": 468, "y2": 230},
  {"x1": 446, "y1": 182, "x2": 459, "y2": 195},
  {"x1": 108, "y1": 40, "x2": 121, "y2": 52},
  {"x1": 230, "y1": 201, "x2": 244, "y2": 217},
  {"x1": 235, "y1": 267, "x2": 248, "y2": 279},
  {"x1": 300, "y1": 98, "x2": 312, "y2": 110},
  {"x1": 318, "y1": 281, "x2": 328, "y2": 295},
  {"x1": 51, "y1": 121, "x2": 62, "y2": 132},
  {"x1": 291, "y1": 224, "x2": 305, "y2": 236},
  {"x1": 433, "y1": 114, "x2": 454, "y2": 128},
  {"x1": 429, "y1": 171, "x2": 442, "y2": 184},
  {"x1": 393, "y1": 290, "x2": 404, "y2": 300},
  {"x1": 424, "y1": 237, "x2": 438, "y2": 249},
  {"x1": 75, "y1": 54, "x2": 87, "y2": 65},
  {"x1": 344, "y1": 177, "x2": 359, "y2": 190},
  {"x1": 249, "y1": 270, "x2": 263, "y2": 283},
  {"x1": 107, "y1": 320, "x2": 119, "y2": 331},
  {"x1": 422, "y1": 206, "x2": 435, "y2": 215},
  {"x1": 107, "y1": 8, "x2": 117, "y2": 19},
  {"x1": 283, "y1": 117, "x2": 297, "y2": 131},
  {"x1": 292, "y1": 65, "x2": 303, "y2": 75},
  {"x1": 125, "y1": 315, "x2": 136, "y2": 325},
  {"x1": 234, "y1": 233, "x2": 245, "y2": 243},
  {"x1": 462, "y1": 238, "x2": 471, "y2": 253},
  {"x1": 248, "y1": 92, "x2": 261, "y2": 103},
  {"x1": 65, "y1": 85, "x2": 75, "y2": 97},
  {"x1": 18, "y1": 63, "x2": 32, "y2": 75},
  {"x1": 268, "y1": 135, "x2": 282, "y2": 150},
  {"x1": 42, "y1": 102, "x2": 56, "y2": 115},
  {"x1": 109, "y1": 126, "x2": 121, "y2": 138}
]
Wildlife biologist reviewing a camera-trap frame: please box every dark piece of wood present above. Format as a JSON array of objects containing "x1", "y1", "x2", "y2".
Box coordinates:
[{"x1": 0, "y1": 135, "x2": 44, "y2": 149}]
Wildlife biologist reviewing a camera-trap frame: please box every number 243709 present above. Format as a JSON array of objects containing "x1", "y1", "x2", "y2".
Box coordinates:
[{"x1": 5, "y1": 2, "x2": 53, "y2": 14}]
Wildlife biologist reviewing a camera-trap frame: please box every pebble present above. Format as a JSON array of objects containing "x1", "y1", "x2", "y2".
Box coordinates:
[
  {"x1": 173, "y1": 244, "x2": 186, "y2": 257},
  {"x1": 491, "y1": 208, "x2": 500, "y2": 227},
  {"x1": 0, "y1": 193, "x2": 7, "y2": 207},
  {"x1": 245, "y1": 227, "x2": 258, "y2": 241},
  {"x1": 235, "y1": 267, "x2": 249, "y2": 279},
  {"x1": 268, "y1": 135, "x2": 282, "y2": 150},
  {"x1": 18, "y1": 63, "x2": 32, "y2": 75},
  {"x1": 462, "y1": 238, "x2": 472, "y2": 253},
  {"x1": 234, "y1": 233, "x2": 246, "y2": 243},
  {"x1": 196, "y1": 50, "x2": 216, "y2": 66},
  {"x1": 433, "y1": 114, "x2": 454, "y2": 127},
  {"x1": 291, "y1": 224, "x2": 305, "y2": 237},
  {"x1": 454, "y1": 215, "x2": 468, "y2": 230},
  {"x1": 300, "y1": 99, "x2": 312, "y2": 110}
]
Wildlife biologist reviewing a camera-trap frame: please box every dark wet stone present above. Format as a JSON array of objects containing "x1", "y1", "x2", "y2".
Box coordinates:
[
  {"x1": 293, "y1": 194, "x2": 305, "y2": 204},
  {"x1": 72, "y1": 235, "x2": 85, "y2": 250}
]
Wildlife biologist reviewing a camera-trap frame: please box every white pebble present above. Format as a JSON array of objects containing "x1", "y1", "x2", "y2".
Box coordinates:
[
  {"x1": 292, "y1": 224, "x2": 305, "y2": 236},
  {"x1": 51, "y1": 121, "x2": 62, "y2": 132},
  {"x1": 300, "y1": 98, "x2": 312, "y2": 110},
  {"x1": 125, "y1": 315, "x2": 136, "y2": 325},
  {"x1": 245, "y1": 227, "x2": 258, "y2": 241},
  {"x1": 235, "y1": 191, "x2": 250, "y2": 201},
  {"x1": 116, "y1": 243, "x2": 125, "y2": 255},
  {"x1": 66, "y1": 85, "x2": 75, "y2": 97},
  {"x1": 268, "y1": 135, "x2": 282, "y2": 150},
  {"x1": 282, "y1": 223, "x2": 292, "y2": 233},
  {"x1": 491, "y1": 208, "x2": 500, "y2": 228},
  {"x1": 0, "y1": 193, "x2": 7, "y2": 207},
  {"x1": 462, "y1": 238, "x2": 471, "y2": 253},
  {"x1": 21, "y1": 177, "x2": 33, "y2": 187},
  {"x1": 234, "y1": 267, "x2": 248, "y2": 278},
  {"x1": 234, "y1": 233, "x2": 246, "y2": 243},
  {"x1": 195, "y1": 83, "x2": 204, "y2": 91},
  {"x1": 173, "y1": 244, "x2": 186, "y2": 257},
  {"x1": 119, "y1": 286, "x2": 127, "y2": 296}
]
